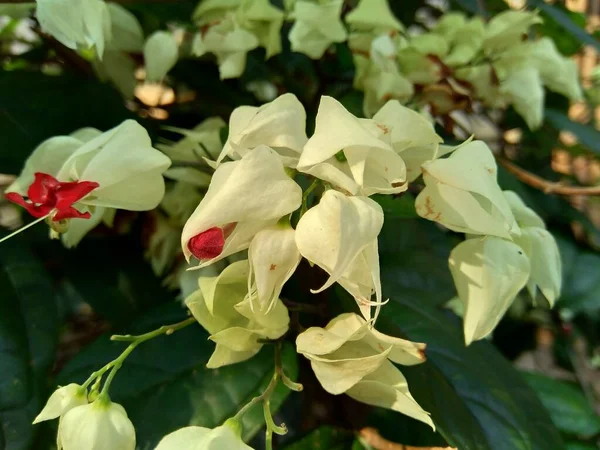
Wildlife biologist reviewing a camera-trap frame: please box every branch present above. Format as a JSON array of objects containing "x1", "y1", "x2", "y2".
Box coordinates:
[
  {"x1": 497, "y1": 157, "x2": 600, "y2": 196},
  {"x1": 359, "y1": 428, "x2": 456, "y2": 450}
]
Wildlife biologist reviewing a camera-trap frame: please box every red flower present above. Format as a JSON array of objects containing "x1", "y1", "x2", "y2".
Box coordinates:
[{"x1": 5, "y1": 172, "x2": 99, "y2": 221}]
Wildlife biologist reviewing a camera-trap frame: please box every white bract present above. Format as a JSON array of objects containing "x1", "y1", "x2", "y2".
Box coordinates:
[
  {"x1": 288, "y1": 0, "x2": 347, "y2": 59},
  {"x1": 181, "y1": 146, "x2": 302, "y2": 267},
  {"x1": 295, "y1": 190, "x2": 384, "y2": 321},
  {"x1": 297, "y1": 96, "x2": 407, "y2": 196},
  {"x1": 415, "y1": 140, "x2": 518, "y2": 239},
  {"x1": 449, "y1": 236, "x2": 531, "y2": 345},
  {"x1": 372, "y1": 100, "x2": 443, "y2": 182},
  {"x1": 185, "y1": 260, "x2": 289, "y2": 368},
  {"x1": 504, "y1": 191, "x2": 562, "y2": 305},
  {"x1": 36, "y1": 0, "x2": 111, "y2": 58},
  {"x1": 155, "y1": 422, "x2": 252, "y2": 450},
  {"x1": 248, "y1": 225, "x2": 301, "y2": 312},
  {"x1": 33, "y1": 384, "x2": 87, "y2": 424},
  {"x1": 58, "y1": 399, "x2": 135, "y2": 450},
  {"x1": 144, "y1": 31, "x2": 179, "y2": 82},
  {"x1": 219, "y1": 93, "x2": 308, "y2": 167},
  {"x1": 296, "y1": 313, "x2": 433, "y2": 428}
]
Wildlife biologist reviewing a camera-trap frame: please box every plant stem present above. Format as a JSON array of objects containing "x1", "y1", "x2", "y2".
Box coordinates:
[
  {"x1": 299, "y1": 178, "x2": 320, "y2": 217},
  {"x1": 82, "y1": 317, "x2": 197, "y2": 393}
]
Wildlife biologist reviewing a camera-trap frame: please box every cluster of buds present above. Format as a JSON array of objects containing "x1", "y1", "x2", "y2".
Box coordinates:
[
  {"x1": 416, "y1": 140, "x2": 562, "y2": 344},
  {"x1": 349, "y1": 3, "x2": 582, "y2": 127},
  {"x1": 178, "y1": 92, "x2": 447, "y2": 426}
]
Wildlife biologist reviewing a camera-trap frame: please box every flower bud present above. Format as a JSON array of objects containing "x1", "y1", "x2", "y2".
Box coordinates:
[
  {"x1": 33, "y1": 384, "x2": 87, "y2": 424},
  {"x1": 295, "y1": 190, "x2": 384, "y2": 321},
  {"x1": 296, "y1": 313, "x2": 433, "y2": 428},
  {"x1": 58, "y1": 398, "x2": 135, "y2": 450},
  {"x1": 155, "y1": 424, "x2": 253, "y2": 450},
  {"x1": 415, "y1": 140, "x2": 518, "y2": 239}
]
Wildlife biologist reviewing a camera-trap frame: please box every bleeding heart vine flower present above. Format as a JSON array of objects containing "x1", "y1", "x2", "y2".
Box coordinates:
[
  {"x1": 219, "y1": 93, "x2": 308, "y2": 168},
  {"x1": 297, "y1": 96, "x2": 407, "y2": 196},
  {"x1": 185, "y1": 260, "x2": 289, "y2": 368},
  {"x1": 415, "y1": 140, "x2": 519, "y2": 239},
  {"x1": 295, "y1": 190, "x2": 385, "y2": 321},
  {"x1": 181, "y1": 146, "x2": 302, "y2": 267},
  {"x1": 5, "y1": 120, "x2": 171, "y2": 247},
  {"x1": 33, "y1": 384, "x2": 88, "y2": 425},
  {"x1": 296, "y1": 313, "x2": 433, "y2": 428}
]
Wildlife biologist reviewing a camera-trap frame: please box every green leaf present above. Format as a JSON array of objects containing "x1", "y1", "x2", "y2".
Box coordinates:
[
  {"x1": 56, "y1": 302, "x2": 299, "y2": 448},
  {"x1": 528, "y1": 0, "x2": 600, "y2": 52},
  {"x1": 565, "y1": 442, "x2": 599, "y2": 450},
  {"x1": 521, "y1": 371, "x2": 600, "y2": 438},
  {"x1": 536, "y1": 4, "x2": 586, "y2": 55},
  {"x1": 283, "y1": 426, "x2": 355, "y2": 450},
  {"x1": 54, "y1": 236, "x2": 175, "y2": 326},
  {"x1": 374, "y1": 219, "x2": 564, "y2": 450},
  {"x1": 0, "y1": 237, "x2": 59, "y2": 450},
  {"x1": 544, "y1": 109, "x2": 600, "y2": 156},
  {"x1": 556, "y1": 234, "x2": 600, "y2": 316},
  {"x1": 373, "y1": 194, "x2": 418, "y2": 219},
  {"x1": 0, "y1": 71, "x2": 137, "y2": 175}
]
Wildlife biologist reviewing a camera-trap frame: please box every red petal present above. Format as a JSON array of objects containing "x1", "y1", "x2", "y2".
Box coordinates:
[
  {"x1": 5, "y1": 192, "x2": 53, "y2": 218},
  {"x1": 27, "y1": 173, "x2": 60, "y2": 204},
  {"x1": 188, "y1": 227, "x2": 225, "y2": 260},
  {"x1": 53, "y1": 206, "x2": 92, "y2": 221},
  {"x1": 55, "y1": 181, "x2": 100, "y2": 210}
]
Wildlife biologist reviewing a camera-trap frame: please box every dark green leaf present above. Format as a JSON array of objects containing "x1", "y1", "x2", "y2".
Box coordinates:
[
  {"x1": 375, "y1": 220, "x2": 564, "y2": 450},
  {"x1": 565, "y1": 442, "x2": 599, "y2": 450},
  {"x1": 0, "y1": 71, "x2": 136, "y2": 175},
  {"x1": 536, "y1": 4, "x2": 586, "y2": 55},
  {"x1": 373, "y1": 194, "x2": 418, "y2": 219},
  {"x1": 283, "y1": 426, "x2": 355, "y2": 450},
  {"x1": 0, "y1": 237, "x2": 59, "y2": 450},
  {"x1": 521, "y1": 371, "x2": 600, "y2": 438},
  {"x1": 545, "y1": 109, "x2": 600, "y2": 156},
  {"x1": 528, "y1": 0, "x2": 600, "y2": 52},
  {"x1": 556, "y1": 235, "x2": 600, "y2": 316},
  {"x1": 56, "y1": 302, "x2": 299, "y2": 448}
]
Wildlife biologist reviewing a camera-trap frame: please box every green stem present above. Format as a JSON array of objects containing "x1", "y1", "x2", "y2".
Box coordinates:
[
  {"x1": 0, "y1": 214, "x2": 50, "y2": 244},
  {"x1": 83, "y1": 317, "x2": 196, "y2": 393},
  {"x1": 299, "y1": 178, "x2": 320, "y2": 218}
]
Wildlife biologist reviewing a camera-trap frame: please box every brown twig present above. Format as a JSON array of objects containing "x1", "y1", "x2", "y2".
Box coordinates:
[
  {"x1": 359, "y1": 428, "x2": 456, "y2": 450},
  {"x1": 497, "y1": 157, "x2": 600, "y2": 196}
]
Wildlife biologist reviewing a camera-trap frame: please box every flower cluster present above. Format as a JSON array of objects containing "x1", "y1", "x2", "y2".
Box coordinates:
[
  {"x1": 178, "y1": 92, "x2": 448, "y2": 426},
  {"x1": 350, "y1": 6, "x2": 582, "y2": 126},
  {"x1": 415, "y1": 140, "x2": 562, "y2": 344}
]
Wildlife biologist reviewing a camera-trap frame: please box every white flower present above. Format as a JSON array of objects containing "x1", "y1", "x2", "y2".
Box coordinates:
[
  {"x1": 345, "y1": 0, "x2": 404, "y2": 33},
  {"x1": 181, "y1": 146, "x2": 302, "y2": 267},
  {"x1": 296, "y1": 313, "x2": 433, "y2": 428},
  {"x1": 155, "y1": 423, "x2": 253, "y2": 450},
  {"x1": 500, "y1": 68, "x2": 544, "y2": 130},
  {"x1": 185, "y1": 260, "x2": 289, "y2": 368},
  {"x1": 295, "y1": 190, "x2": 384, "y2": 320},
  {"x1": 483, "y1": 10, "x2": 542, "y2": 53},
  {"x1": 219, "y1": 94, "x2": 308, "y2": 167},
  {"x1": 449, "y1": 236, "x2": 531, "y2": 345},
  {"x1": 6, "y1": 120, "x2": 171, "y2": 247},
  {"x1": 36, "y1": 0, "x2": 111, "y2": 59},
  {"x1": 58, "y1": 399, "x2": 135, "y2": 450},
  {"x1": 105, "y1": 3, "x2": 144, "y2": 52},
  {"x1": 248, "y1": 225, "x2": 301, "y2": 312},
  {"x1": 144, "y1": 31, "x2": 179, "y2": 82},
  {"x1": 372, "y1": 100, "x2": 443, "y2": 182},
  {"x1": 33, "y1": 384, "x2": 87, "y2": 424},
  {"x1": 415, "y1": 140, "x2": 519, "y2": 239},
  {"x1": 297, "y1": 96, "x2": 407, "y2": 196},
  {"x1": 288, "y1": 0, "x2": 347, "y2": 59}
]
